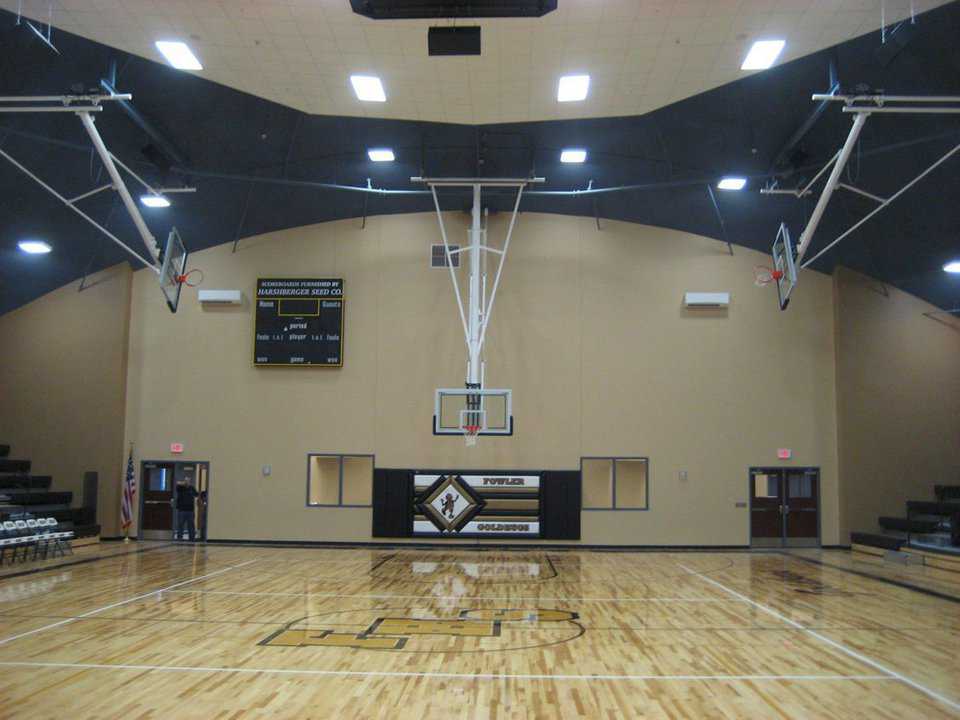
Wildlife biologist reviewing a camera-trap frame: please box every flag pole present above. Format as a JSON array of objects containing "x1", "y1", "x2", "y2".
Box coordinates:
[{"x1": 122, "y1": 443, "x2": 135, "y2": 543}]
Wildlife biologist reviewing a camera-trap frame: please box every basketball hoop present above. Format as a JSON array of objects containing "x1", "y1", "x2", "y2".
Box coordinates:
[
  {"x1": 463, "y1": 425, "x2": 480, "y2": 447},
  {"x1": 753, "y1": 265, "x2": 784, "y2": 288}
]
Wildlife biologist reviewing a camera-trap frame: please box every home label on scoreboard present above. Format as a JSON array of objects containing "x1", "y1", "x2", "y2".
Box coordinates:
[{"x1": 254, "y1": 278, "x2": 344, "y2": 367}]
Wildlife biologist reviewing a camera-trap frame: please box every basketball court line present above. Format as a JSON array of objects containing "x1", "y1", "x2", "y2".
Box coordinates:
[
  {"x1": 165, "y1": 588, "x2": 747, "y2": 603},
  {"x1": 0, "y1": 660, "x2": 895, "y2": 684},
  {"x1": 0, "y1": 558, "x2": 258, "y2": 647},
  {"x1": 678, "y1": 563, "x2": 960, "y2": 713}
]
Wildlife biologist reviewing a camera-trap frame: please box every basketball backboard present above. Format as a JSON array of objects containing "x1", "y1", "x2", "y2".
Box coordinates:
[
  {"x1": 772, "y1": 222, "x2": 798, "y2": 311},
  {"x1": 434, "y1": 388, "x2": 513, "y2": 436},
  {"x1": 159, "y1": 227, "x2": 188, "y2": 313}
]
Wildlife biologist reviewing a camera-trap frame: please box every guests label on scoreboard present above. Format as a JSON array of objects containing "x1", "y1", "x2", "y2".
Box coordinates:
[{"x1": 254, "y1": 278, "x2": 343, "y2": 367}]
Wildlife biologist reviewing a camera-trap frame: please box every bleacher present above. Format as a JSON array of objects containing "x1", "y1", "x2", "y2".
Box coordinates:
[
  {"x1": 852, "y1": 482, "x2": 960, "y2": 559},
  {"x1": 0, "y1": 443, "x2": 100, "y2": 565}
]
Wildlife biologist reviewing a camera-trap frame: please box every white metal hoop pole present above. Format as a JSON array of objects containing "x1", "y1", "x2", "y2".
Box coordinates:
[
  {"x1": 478, "y1": 184, "x2": 524, "y2": 354},
  {"x1": 0, "y1": 145, "x2": 158, "y2": 270},
  {"x1": 801, "y1": 140, "x2": 960, "y2": 269},
  {"x1": 429, "y1": 186, "x2": 470, "y2": 344},
  {"x1": 467, "y1": 184, "x2": 483, "y2": 386},
  {"x1": 77, "y1": 111, "x2": 160, "y2": 265},
  {"x1": 795, "y1": 112, "x2": 869, "y2": 264}
]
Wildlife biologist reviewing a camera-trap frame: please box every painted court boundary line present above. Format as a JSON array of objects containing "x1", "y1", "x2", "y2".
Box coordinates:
[
  {"x1": 678, "y1": 563, "x2": 960, "y2": 713},
  {"x1": 0, "y1": 660, "x2": 894, "y2": 683},
  {"x1": 166, "y1": 589, "x2": 746, "y2": 603},
  {"x1": 0, "y1": 559, "x2": 258, "y2": 647}
]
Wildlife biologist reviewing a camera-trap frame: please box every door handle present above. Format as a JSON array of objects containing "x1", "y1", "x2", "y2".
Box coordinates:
[{"x1": 144, "y1": 500, "x2": 168, "y2": 505}]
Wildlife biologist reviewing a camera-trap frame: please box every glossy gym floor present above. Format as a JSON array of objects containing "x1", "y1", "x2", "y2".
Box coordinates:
[{"x1": 0, "y1": 543, "x2": 957, "y2": 719}]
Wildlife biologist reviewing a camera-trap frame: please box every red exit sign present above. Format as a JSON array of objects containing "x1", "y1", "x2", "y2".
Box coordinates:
[
  {"x1": 777, "y1": 448, "x2": 792, "y2": 460},
  {"x1": 170, "y1": 443, "x2": 184, "y2": 454}
]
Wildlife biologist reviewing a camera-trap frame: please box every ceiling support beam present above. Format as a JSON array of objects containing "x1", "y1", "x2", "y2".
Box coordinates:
[
  {"x1": 769, "y1": 59, "x2": 839, "y2": 176},
  {"x1": 100, "y1": 78, "x2": 189, "y2": 169}
]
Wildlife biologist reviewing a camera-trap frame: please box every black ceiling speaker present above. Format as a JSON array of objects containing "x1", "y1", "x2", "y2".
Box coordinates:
[
  {"x1": 429, "y1": 26, "x2": 481, "y2": 55},
  {"x1": 350, "y1": 0, "x2": 557, "y2": 20}
]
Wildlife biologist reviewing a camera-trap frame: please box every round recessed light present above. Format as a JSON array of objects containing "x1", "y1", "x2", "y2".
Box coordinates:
[
  {"x1": 18, "y1": 240, "x2": 52, "y2": 254},
  {"x1": 944, "y1": 260, "x2": 960, "y2": 274}
]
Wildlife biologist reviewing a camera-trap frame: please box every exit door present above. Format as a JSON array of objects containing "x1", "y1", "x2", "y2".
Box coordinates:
[
  {"x1": 750, "y1": 467, "x2": 820, "y2": 547},
  {"x1": 139, "y1": 461, "x2": 210, "y2": 541},
  {"x1": 141, "y1": 462, "x2": 175, "y2": 540}
]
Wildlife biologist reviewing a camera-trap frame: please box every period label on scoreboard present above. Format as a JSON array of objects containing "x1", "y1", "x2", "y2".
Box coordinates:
[{"x1": 254, "y1": 278, "x2": 343, "y2": 367}]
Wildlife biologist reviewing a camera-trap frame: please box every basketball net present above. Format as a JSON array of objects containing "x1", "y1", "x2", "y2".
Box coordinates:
[
  {"x1": 753, "y1": 265, "x2": 784, "y2": 288},
  {"x1": 463, "y1": 425, "x2": 480, "y2": 447}
]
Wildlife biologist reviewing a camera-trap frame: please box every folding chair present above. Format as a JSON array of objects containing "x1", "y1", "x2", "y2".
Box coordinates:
[{"x1": 0, "y1": 521, "x2": 18, "y2": 565}]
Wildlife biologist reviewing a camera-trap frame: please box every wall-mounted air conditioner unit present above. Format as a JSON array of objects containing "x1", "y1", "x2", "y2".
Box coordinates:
[
  {"x1": 684, "y1": 292, "x2": 730, "y2": 308},
  {"x1": 198, "y1": 289, "x2": 243, "y2": 305}
]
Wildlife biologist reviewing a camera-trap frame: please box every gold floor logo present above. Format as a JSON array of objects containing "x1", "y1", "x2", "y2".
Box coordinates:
[{"x1": 260, "y1": 608, "x2": 581, "y2": 652}]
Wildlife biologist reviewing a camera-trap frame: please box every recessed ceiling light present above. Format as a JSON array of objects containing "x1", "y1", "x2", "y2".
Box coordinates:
[
  {"x1": 18, "y1": 240, "x2": 52, "y2": 254},
  {"x1": 140, "y1": 194, "x2": 171, "y2": 208},
  {"x1": 741, "y1": 39, "x2": 785, "y2": 70},
  {"x1": 560, "y1": 149, "x2": 587, "y2": 163},
  {"x1": 367, "y1": 148, "x2": 395, "y2": 162},
  {"x1": 155, "y1": 41, "x2": 203, "y2": 71},
  {"x1": 351, "y1": 75, "x2": 386, "y2": 102},
  {"x1": 717, "y1": 177, "x2": 747, "y2": 191},
  {"x1": 558, "y1": 74, "x2": 590, "y2": 102},
  {"x1": 944, "y1": 260, "x2": 960, "y2": 274}
]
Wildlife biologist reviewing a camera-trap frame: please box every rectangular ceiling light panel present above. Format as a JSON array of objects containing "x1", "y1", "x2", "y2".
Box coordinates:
[
  {"x1": 558, "y1": 75, "x2": 590, "y2": 102},
  {"x1": 351, "y1": 75, "x2": 386, "y2": 102},
  {"x1": 741, "y1": 40, "x2": 785, "y2": 70},
  {"x1": 155, "y1": 41, "x2": 203, "y2": 70}
]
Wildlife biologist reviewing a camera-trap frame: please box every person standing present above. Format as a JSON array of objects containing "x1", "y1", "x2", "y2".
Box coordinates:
[{"x1": 174, "y1": 477, "x2": 199, "y2": 541}]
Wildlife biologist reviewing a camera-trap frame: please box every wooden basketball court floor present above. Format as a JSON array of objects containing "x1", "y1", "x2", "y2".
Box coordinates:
[{"x1": 0, "y1": 544, "x2": 957, "y2": 719}]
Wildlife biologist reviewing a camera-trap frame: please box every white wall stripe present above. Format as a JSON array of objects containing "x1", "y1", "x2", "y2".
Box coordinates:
[{"x1": 677, "y1": 563, "x2": 960, "y2": 713}]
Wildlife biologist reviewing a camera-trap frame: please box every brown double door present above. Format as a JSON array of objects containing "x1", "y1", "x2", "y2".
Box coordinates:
[
  {"x1": 140, "y1": 461, "x2": 210, "y2": 541},
  {"x1": 750, "y1": 467, "x2": 820, "y2": 547}
]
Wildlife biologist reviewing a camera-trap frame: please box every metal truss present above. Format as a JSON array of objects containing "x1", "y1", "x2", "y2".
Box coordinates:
[
  {"x1": 0, "y1": 93, "x2": 190, "y2": 273},
  {"x1": 762, "y1": 94, "x2": 960, "y2": 270},
  {"x1": 412, "y1": 176, "x2": 544, "y2": 388}
]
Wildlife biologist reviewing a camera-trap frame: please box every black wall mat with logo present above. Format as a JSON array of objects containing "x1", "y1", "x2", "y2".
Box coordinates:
[{"x1": 372, "y1": 468, "x2": 581, "y2": 540}]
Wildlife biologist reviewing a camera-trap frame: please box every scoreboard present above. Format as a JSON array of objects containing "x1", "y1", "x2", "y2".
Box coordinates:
[{"x1": 254, "y1": 278, "x2": 343, "y2": 367}]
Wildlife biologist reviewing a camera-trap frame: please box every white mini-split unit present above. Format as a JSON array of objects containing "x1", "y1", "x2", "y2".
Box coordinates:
[
  {"x1": 198, "y1": 289, "x2": 243, "y2": 305},
  {"x1": 684, "y1": 292, "x2": 730, "y2": 308}
]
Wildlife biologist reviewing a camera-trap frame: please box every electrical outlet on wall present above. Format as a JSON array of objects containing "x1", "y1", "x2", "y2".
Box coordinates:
[
  {"x1": 679, "y1": 470, "x2": 688, "y2": 481},
  {"x1": 261, "y1": 465, "x2": 272, "y2": 477}
]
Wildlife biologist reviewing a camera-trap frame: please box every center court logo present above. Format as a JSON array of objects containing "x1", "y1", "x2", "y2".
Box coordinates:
[{"x1": 259, "y1": 608, "x2": 582, "y2": 652}]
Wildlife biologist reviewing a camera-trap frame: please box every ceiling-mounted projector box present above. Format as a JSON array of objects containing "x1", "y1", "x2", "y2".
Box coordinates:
[
  {"x1": 684, "y1": 292, "x2": 730, "y2": 308},
  {"x1": 428, "y1": 26, "x2": 481, "y2": 56},
  {"x1": 198, "y1": 289, "x2": 242, "y2": 305}
]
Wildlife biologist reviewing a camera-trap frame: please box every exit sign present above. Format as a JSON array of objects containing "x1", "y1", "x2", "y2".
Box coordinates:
[
  {"x1": 777, "y1": 448, "x2": 792, "y2": 460},
  {"x1": 170, "y1": 443, "x2": 184, "y2": 454}
]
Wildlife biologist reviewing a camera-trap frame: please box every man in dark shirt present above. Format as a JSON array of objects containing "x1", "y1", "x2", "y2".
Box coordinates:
[{"x1": 174, "y1": 478, "x2": 199, "y2": 541}]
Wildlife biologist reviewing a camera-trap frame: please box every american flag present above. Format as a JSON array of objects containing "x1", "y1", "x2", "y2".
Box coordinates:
[{"x1": 120, "y1": 448, "x2": 135, "y2": 535}]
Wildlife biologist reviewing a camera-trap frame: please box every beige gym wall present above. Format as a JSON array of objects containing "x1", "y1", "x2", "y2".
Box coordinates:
[
  {"x1": 0, "y1": 263, "x2": 132, "y2": 537},
  {"x1": 834, "y1": 267, "x2": 960, "y2": 542},
  {"x1": 121, "y1": 212, "x2": 839, "y2": 545}
]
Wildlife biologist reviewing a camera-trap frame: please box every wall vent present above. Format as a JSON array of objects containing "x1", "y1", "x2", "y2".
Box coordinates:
[{"x1": 431, "y1": 244, "x2": 460, "y2": 268}]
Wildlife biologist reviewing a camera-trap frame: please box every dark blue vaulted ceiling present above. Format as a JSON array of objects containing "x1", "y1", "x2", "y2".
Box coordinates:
[{"x1": 1, "y1": 3, "x2": 959, "y2": 314}]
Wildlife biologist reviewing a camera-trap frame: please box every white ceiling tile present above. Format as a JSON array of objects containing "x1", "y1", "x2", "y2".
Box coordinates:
[{"x1": 2, "y1": 0, "x2": 951, "y2": 123}]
